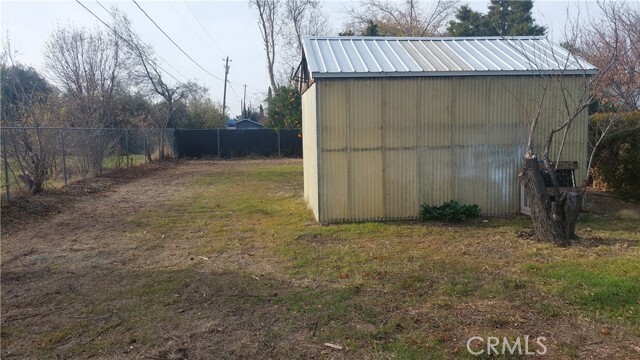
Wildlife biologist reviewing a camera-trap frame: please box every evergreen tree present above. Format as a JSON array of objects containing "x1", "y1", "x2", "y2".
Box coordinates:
[
  {"x1": 448, "y1": 0, "x2": 546, "y2": 36},
  {"x1": 362, "y1": 20, "x2": 380, "y2": 36},
  {"x1": 447, "y1": 5, "x2": 491, "y2": 37}
]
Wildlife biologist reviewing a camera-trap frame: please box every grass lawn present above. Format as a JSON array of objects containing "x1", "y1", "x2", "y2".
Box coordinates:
[{"x1": 1, "y1": 159, "x2": 639, "y2": 359}]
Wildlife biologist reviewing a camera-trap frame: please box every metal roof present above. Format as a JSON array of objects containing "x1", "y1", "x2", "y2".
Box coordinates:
[{"x1": 302, "y1": 36, "x2": 597, "y2": 78}]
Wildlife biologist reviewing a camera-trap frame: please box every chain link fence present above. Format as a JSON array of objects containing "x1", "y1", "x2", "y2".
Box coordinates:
[{"x1": 1, "y1": 127, "x2": 174, "y2": 200}]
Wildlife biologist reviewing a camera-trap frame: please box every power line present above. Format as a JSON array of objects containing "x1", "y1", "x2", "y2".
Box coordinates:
[
  {"x1": 94, "y1": 0, "x2": 189, "y2": 81},
  {"x1": 184, "y1": 1, "x2": 227, "y2": 57},
  {"x1": 228, "y1": 79, "x2": 263, "y2": 94},
  {"x1": 228, "y1": 82, "x2": 243, "y2": 102},
  {"x1": 74, "y1": 0, "x2": 181, "y2": 83},
  {"x1": 168, "y1": 1, "x2": 220, "y2": 59},
  {"x1": 131, "y1": 0, "x2": 224, "y2": 81}
]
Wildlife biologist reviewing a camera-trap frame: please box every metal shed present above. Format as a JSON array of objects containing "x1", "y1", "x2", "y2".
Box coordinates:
[{"x1": 299, "y1": 36, "x2": 596, "y2": 223}]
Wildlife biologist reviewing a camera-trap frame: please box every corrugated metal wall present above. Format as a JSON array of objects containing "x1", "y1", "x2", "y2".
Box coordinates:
[
  {"x1": 302, "y1": 83, "x2": 319, "y2": 220},
  {"x1": 312, "y1": 76, "x2": 588, "y2": 223}
]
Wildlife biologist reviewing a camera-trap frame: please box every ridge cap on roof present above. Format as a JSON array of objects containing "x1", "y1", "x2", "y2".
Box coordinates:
[{"x1": 303, "y1": 36, "x2": 547, "y2": 41}]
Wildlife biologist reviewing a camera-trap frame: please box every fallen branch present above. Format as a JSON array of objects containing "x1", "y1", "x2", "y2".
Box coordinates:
[{"x1": 323, "y1": 343, "x2": 343, "y2": 350}]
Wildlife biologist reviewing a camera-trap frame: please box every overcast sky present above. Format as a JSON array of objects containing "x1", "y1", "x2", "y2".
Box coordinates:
[{"x1": 1, "y1": 0, "x2": 608, "y2": 118}]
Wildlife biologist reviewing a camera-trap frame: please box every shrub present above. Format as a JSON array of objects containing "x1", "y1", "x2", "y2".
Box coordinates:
[
  {"x1": 589, "y1": 112, "x2": 640, "y2": 200},
  {"x1": 420, "y1": 200, "x2": 481, "y2": 222}
]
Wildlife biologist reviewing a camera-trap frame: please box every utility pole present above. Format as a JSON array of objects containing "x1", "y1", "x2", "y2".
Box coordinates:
[
  {"x1": 243, "y1": 84, "x2": 247, "y2": 117},
  {"x1": 222, "y1": 56, "x2": 230, "y2": 117}
]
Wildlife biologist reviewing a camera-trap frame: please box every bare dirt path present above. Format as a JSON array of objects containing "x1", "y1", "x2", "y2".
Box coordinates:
[
  {"x1": 2, "y1": 161, "x2": 194, "y2": 267},
  {"x1": 2, "y1": 159, "x2": 318, "y2": 360}
]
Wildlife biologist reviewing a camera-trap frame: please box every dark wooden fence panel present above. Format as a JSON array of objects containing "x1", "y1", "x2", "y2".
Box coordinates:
[{"x1": 174, "y1": 129, "x2": 302, "y2": 158}]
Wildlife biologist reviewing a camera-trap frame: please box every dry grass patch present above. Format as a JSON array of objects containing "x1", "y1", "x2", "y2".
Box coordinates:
[{"x1": 2, "y1": 159, "x2": 639, "y2": 359}]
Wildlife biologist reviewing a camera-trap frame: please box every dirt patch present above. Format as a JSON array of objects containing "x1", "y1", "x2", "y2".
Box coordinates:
[
  {"x1": 1, "y1": 159, "x2": 320, "y2": 359},
  {"x1": 2, "y1": 159, "x2": 638, "y2": 359},
  {"x1": 1, "y1": 161, "x2": 178, "y2": 233},
  {"x1": 584, "y1": 189, "x2": 640, "y2": 215}
]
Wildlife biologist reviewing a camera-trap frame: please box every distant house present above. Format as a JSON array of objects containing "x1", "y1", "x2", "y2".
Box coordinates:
[
  {"x1": 298, "y1": 36, "x2": 596, "y2": 223},
  {"x1": 234, "y1": 119, "x2": 265, "y2": 129}
]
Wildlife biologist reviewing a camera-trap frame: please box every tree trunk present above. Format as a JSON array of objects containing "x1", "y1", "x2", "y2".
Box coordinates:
[
  {"x1": 519, "y1": 157, "x2": 581, "y2": 247},
  {"x1": 158, "y1": 131, "x2": 165, "y2": 160}
]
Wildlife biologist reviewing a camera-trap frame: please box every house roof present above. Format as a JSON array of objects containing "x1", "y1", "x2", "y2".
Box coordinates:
[
  {"x1": 302, "y1": 36, "x2": 597, "y2": 78},
  {"x1": 234, "y1": 119, "x2": 264, "y2": 127}
]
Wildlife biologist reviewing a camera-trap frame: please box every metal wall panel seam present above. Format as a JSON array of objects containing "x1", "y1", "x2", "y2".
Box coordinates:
[
  {"x1": 404, "y1": 41, "x2": 438, "y2": 71},
  {"x1": 388, "y1": 40, "x2": 422, "y2": 71},
  {"x1": 359, "y1": 40, "x2": 384, "y2": 72},
  {"x1": 444, "y1": 40, "x2": 482, "y2": 70},
  {"x1": 514, "y1": 40, "x2": 558, "y2": 70},
  {"x1": 339, "y1": 41, "x2": 358, "y2": 72},
  {"x1": 382, "y1": 79, "x2": 388, "y2": 219},
  {"x1": 372, "y1": 40, "x2": 395, "y2": 72},
  {"x1": 468, "y1": 39, "x2": 513, "y2": 70},
  {"x1": 534, "y1": 40, "x2": 572, "y2": 68},
  {"x1": 416, "y1": 79, "x2": 422, "y2": 213},
  {"x1": 336, "y1": 40, "x2": 356, "y2": 72},
  {"x1": 325, "y1": 40, "x2": 341, "y2": 73},
  {"x1": 420, "y1": 41, "x2": 454, "y2": 70},
  {"x1": 430, "y1": 41, "x2": 465, "y2": 71},
  {"x1": 312, "y1": 40, "x2": 328, "y2": 73},
  {"x1": 348, "y1": 39, "x2": 369, "y2": 72},
  {"x1": 490, "y1": 41, "x2": 534, "y2": 70},
  {"x1": 303, "y1": 39, "x2": 320, "y2": 75},
  {"x1": 314, "y1": 82, "x2": 321, "y2": 221},
  {"x1": 483, "y1": 40, "x2": 522, "y2": 70},
  {"x1": 346, "y1": 80, "x2": 353, "y2": 221},
  {"x1": 448, "y1": 78, "x2": 455, "y2": 206},
  {"x1": 449, "y1": 40, "x2": 489, "y2": 70},
  {"x1": 380, "y1": 40, "x2": 411, "y2": 71}
]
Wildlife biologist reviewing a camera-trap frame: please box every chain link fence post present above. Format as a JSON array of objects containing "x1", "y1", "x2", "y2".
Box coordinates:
[
  {"x1": 2, "y1": 131, "x2": 11, "y2": 200},
  {"x1": 144, "y1": 130, "x2": 148, "y2": 163},
  {"x1": 125, "y1": 129, "x2": 130, "y2": 167},
  {"x1": 60, "y1": 129, "x2": 68, "y2": 186}
]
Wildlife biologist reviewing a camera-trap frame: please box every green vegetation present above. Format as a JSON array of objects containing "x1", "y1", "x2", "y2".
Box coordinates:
[
  {"x1": 128, "y1": 162, "x2": 639, "y2": 356},
  {"x1": 589, "y1": 111, "x2": 640, "y2": 200},
  {"x1": 448, "y1": 0, "x2": 546, "y2": 37},
  {"x1": 266, "y1": 86, "x2": 301, "y2": 129},
  {"x1": 527, "y1": 258, "x2": 640, "y2": 324},
  {"x1": 420, "y1": 200, "x2": 481, "y2": 222},
  {"x1": 3, "y1": 160, "x2": 638, "y2": 358}
]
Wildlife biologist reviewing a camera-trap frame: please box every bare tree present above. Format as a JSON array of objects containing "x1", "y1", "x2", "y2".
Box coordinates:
[
  {"x1": 250, "y1": 0, "x2": 281, "y2": 91},
  {"x1": 43, "y1": 24, "x2": 133, "y2": 175},
  {"x1": 1, "y1": 44, "x2": 59, "y2": 193},
  {"x1": 276, "y1": 0, "x2": 330, "y2": 84},
  {"x1": 517, "y1": 30, "x2": 619, "y2": 246},
  {"x1": 346, "y1": 0, "x2": 459, "y2": 36},
  {"x1": 44, "y1": 24, "x2": 130, "y2": 128},
  {"x1": 573, "y1": 1, "x2": 640, "y2": 111},
  {"x1": 284, "y1": 0, "x2": 328, "y2": 53},
  {"x1": 564, "y1": 1, "x2": 640, "y2": 182},
  {"x1": 113, "y1": 11, "x2": 197, "y2": 160}
]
